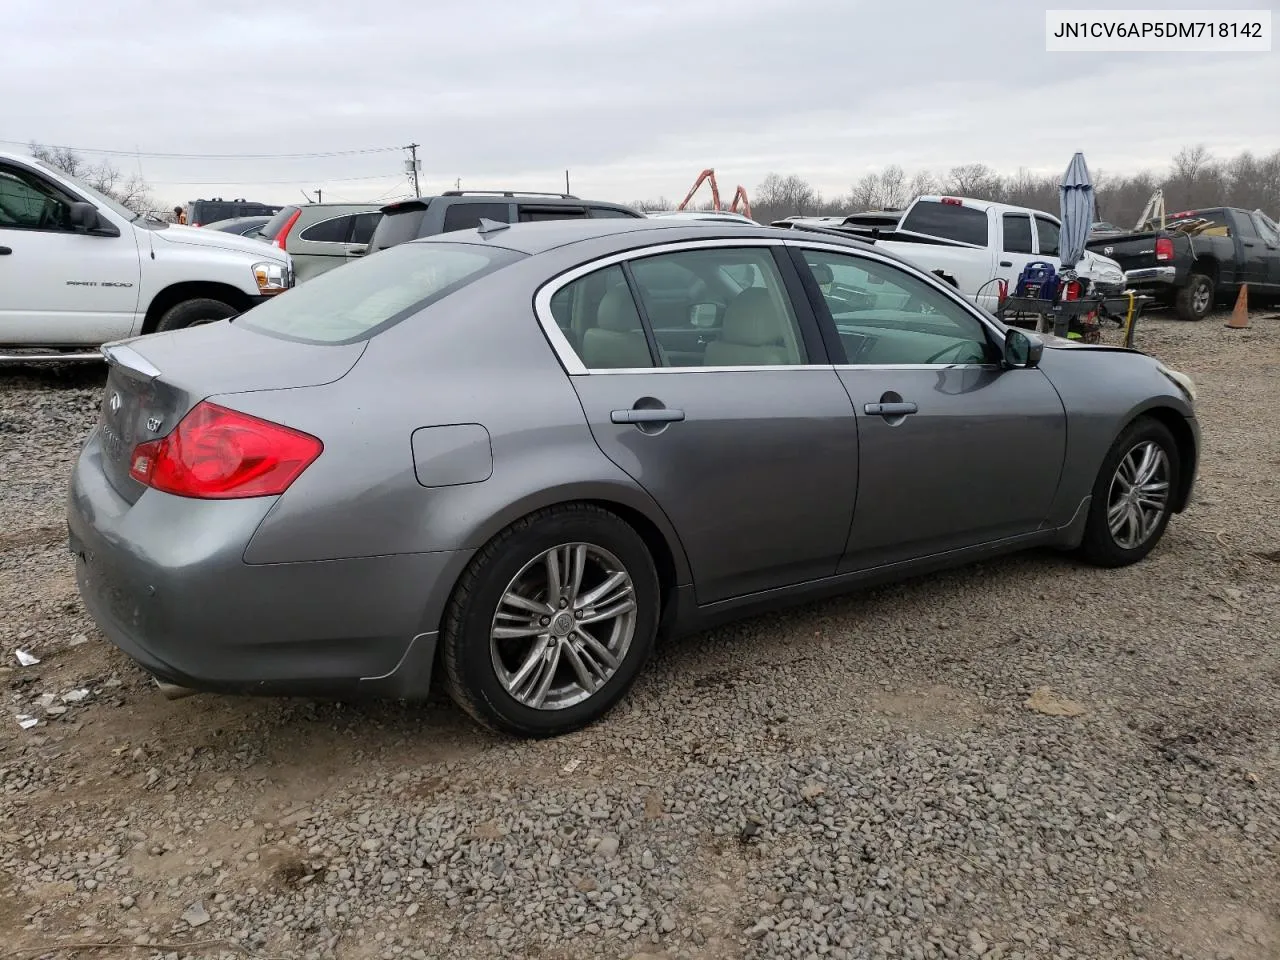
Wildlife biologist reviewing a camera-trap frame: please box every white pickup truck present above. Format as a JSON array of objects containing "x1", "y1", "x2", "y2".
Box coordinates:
[
  {"x1": 777, "y1": 195, "x2": 1127, "y2": 312},
  {"x1": 0, "y1": 151, "x2": 293, "y2": 361}
]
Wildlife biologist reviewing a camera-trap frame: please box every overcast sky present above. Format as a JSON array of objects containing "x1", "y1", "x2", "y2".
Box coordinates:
[{"x1": 5, "y1": 0, "x2": 1277, "y2": 208}]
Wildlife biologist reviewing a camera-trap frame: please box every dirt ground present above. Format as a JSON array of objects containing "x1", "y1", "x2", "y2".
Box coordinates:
[{"x1": 2, "y1": 304, "x2": 1279, "y2": 960}]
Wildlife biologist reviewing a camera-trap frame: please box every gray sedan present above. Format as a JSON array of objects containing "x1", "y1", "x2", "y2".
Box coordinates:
[{"x1": 68, "y1": 218, "x2": 1200, "y2": 738}]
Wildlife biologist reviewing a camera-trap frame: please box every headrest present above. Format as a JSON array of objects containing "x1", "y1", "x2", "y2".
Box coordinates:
[
  {"x1": 722, "y1": 288, "x2": 785, "y2": 347},
  {"x1": 597, "y1": 286, "x2": 641, "y2": 333}
]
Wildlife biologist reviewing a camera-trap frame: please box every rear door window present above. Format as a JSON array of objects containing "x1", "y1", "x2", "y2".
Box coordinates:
[
  {"x1": 900, "y1": 200, "x2": 989, "y2": 247},
  {"x1": 1002, "y1": 214, "x2": 1034, "y2": 254},
  {"x1": 236, "y1": 241, "x2": 523, "y2": 344},
  {"x1": 442, "y1": 202, "x2": 511, "y2": 233},
  {"x1": 589, "y1": 206, "x2": 641, "y2": 219},
  {"x1": 518, "y1": 205, "x2": 589, "y2": 222},
  {"x1": 350, "y1": 212, "x2": 381, "y2": 244},
  {"x1": 299, "y1": 215, "x2": 356, "y2": 243}
]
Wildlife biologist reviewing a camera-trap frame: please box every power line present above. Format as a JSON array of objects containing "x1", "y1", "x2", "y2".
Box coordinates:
[
  {"x1": 148, "y1": 173, "x2": 406, "y2": 186},
  {"x1": 1, "y1": 138, "x2": 402, "y2": 160}
]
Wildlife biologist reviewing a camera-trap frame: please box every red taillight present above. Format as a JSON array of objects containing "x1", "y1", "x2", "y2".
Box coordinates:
[
  {"x1": 941, "y1": 197, "x2": 962, "y2": 206},
  {"x1": 1155, "y1": 237, "x2": 1174, "y2": 261},
  {"x1": 129, "y1": 401, "x2": 322, "y2": 499},
  {"x1": 272, "y1": 209, "x2": 302, "y2": 250}
]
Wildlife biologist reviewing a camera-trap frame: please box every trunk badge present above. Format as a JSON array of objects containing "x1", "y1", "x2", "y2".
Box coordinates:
[
  {"x1": 1103, "y1": 246, "x2": 1114, "y2": 255},
  {"x1": 147, "y1": 417, "x2": 163, "y2": 432},
  {"x1": 109, "y1": 392, "x2": 121, "y2": 414}
]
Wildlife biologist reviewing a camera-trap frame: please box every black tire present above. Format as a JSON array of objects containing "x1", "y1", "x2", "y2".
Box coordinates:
[
  {"x1": 1075, "y1": 416, "x2": 1181, "y2": 568},
  {"x1": 1173, "y1": 273, "x2": 1214, "y2": 322},
  {"x1": 154, "y1": 298, "x2": 239, "y2": 332},
  {"x1": 440, "y1": 504, "x2": 660, "y2": 738}
]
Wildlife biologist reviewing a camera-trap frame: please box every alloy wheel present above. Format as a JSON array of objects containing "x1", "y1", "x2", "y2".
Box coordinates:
[
  {"x1": 1192, "y1": 282, "x2": 1211, "y2": 314},
  {"x1": 1106, "y1": 440, "x2": 1171, "y2": 550},
  {"x1": 489, "y1": 542, "x2": 637, "y2": 710}
]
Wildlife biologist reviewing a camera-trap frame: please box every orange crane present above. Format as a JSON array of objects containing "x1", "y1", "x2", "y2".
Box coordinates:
[{"x1": 676, "y1": 168, "x2": 751, "y2": 219}]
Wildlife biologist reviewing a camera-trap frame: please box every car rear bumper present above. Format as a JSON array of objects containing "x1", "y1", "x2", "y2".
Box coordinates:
[
  {"x1": 1123, "y1": 266, "x2": 1178, "y2": 287},
  {"x1": 66, "y1": 433, "x2": 469, "y2": 700}
]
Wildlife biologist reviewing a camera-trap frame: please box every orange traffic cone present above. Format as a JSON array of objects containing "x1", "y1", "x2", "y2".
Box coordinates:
[{"x1": 1226, "y1": 284, "x2": 1250, "y2": 329}]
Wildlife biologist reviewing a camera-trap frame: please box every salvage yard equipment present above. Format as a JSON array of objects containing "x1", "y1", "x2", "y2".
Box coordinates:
[{"x1": 677, "y1": 168, "x2": 751, "y2": 219}]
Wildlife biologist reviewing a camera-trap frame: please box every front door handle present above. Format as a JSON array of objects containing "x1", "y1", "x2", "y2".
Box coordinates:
[
  {"x1": 0, "y1": 246, "x2": 11, "y2": 256},
  {"x1": 864, "y1": 401, "x2": 918, "y2": 416},
  {"x1": 999, "y1": 260, "x2": 1013, "y2": 267},
  {"x1": 611, "y1": 408, "x2": 685, "y2": 424}
]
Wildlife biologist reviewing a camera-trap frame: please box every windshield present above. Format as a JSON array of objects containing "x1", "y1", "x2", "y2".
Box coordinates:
[{"x1": 36, "y1": 159, "x2": 141, "y2": 222}]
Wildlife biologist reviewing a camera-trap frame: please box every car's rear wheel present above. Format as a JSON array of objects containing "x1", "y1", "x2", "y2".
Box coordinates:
[
  {"x1": 1174, "y1": 273, "x2": 1214, "y2": 322},
  {"x1": 440, "y1": 504, "x2": 660, "y2": 737},
  {"x1": 1076, "y1": 417, "x2": 1180, "y2": 567}
]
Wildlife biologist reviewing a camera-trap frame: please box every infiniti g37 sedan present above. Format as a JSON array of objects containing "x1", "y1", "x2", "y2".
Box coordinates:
[{"x1": 68, "y1": 217, "x2": 1200, "y2": 738}]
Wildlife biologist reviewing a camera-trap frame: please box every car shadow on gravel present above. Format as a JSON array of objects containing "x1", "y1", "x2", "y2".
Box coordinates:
[{"x1": 1, "y1": 363, "x2": 108, "y2": 391}]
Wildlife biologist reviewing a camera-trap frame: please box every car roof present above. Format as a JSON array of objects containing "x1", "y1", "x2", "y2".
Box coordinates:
[{"x1": 408, "y1": 215, "x2": 901, "y2": 261}]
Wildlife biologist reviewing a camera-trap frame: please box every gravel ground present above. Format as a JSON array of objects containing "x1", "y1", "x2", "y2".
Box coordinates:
[{"x1": 2, "y1": 308, "x2": 1279, "y2": 960}]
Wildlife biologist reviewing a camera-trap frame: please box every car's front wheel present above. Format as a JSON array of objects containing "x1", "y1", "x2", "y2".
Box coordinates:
[
  {"x1": 440, "y1": 504, "x2": 660, "y2": 737},
  {"x1": 1076, "y1": 417, "x2": 1181, "y2": 567}
]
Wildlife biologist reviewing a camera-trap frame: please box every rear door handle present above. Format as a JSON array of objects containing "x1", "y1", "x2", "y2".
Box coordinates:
[
  {"x1": 611, "y1": 408, "x2": 685, "y2": 424},
  {"x1": 0, "y1": 246, "x2": 11, "y2": 255},
  {"x1": 999, "y1": 260, "x2": 1013, "y2": 267},
  {"x1": 864, "y1": 401, "x2": 918, "y2": 416}
]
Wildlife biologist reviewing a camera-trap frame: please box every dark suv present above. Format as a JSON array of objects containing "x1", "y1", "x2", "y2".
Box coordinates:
[
  {"x1": 362, "y1": 190, "x2": 643, "y2": 255},
  {"x1": 186, "y1": 198, "x2": 283, "y2": 228}
]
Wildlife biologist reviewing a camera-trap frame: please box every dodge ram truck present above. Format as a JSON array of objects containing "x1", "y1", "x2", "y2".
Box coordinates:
[
  {"x1": 1, "y1": 151, "x2": 293, "y2": 362},
  {"x1": 1086, "y1": 206, "x2": 1280, "y2": 321}
]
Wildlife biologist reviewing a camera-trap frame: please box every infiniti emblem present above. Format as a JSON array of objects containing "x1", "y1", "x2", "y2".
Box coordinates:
[{"x1": 109, "y1": 392, "x2": 121, "y2": 414}]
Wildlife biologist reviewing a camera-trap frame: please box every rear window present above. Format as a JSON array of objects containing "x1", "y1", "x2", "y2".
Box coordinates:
[
  {"x1": 368, "y1": 203, "x2": 430, "y2": 253},
  {"x1": 260, "y1": 205, "x2": 301, "y2": 242},
  {"x1": 443, "y1": 201, "x2": 511, "y2": 233},
  {"x1": 235, "y1": 241, "x2": 523, "y2": 345},
  {"x1": 901, "y1": 200, "x2": 989, "y2": 247}
]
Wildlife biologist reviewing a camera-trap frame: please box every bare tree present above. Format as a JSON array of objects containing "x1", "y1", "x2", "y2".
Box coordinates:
[
  {"x1": 630, "y1": 145, "x2": 1280, "y2": 227},
  {"x1": 28, "y1": 142, "x2": 158, "y2": 216}
]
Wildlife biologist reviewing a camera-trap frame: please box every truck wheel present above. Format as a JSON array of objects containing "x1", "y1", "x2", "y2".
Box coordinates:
[
  {"x1": 154, "y1": 298, "x2": 239, "y2": 332},
  {"x1": 1173, "y1": 273, "x2": 1213, "y2": 322}
]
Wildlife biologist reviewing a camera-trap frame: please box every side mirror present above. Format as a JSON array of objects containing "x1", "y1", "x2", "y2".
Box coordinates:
[
  {"x1": 1003, "y1": 329, "x2": 1043, "y2": 369},
  {"x1": 67, "y1": 201, "x2": 119, "y2": 236}
]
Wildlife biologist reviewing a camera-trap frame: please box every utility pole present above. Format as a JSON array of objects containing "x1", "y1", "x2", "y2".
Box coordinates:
[
  {"x1": 405, "y1": 143, "x2": 421, "y2": 196},
  {"x1": 565, "y1": 170, "x2": 570, "y2": 195},
  {"x1": 315, "y1": 188, "x2": 322, "y2": 203}
]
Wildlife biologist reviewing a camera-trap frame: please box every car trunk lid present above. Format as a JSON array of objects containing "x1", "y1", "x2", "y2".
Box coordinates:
[{"x1": 97, "y1": 323, "x2": 364, "y2": 504}]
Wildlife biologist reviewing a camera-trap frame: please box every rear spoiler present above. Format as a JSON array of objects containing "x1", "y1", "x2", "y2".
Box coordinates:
[{"x1": 380, "y1": 197, "x2": 430, "y2": 215}]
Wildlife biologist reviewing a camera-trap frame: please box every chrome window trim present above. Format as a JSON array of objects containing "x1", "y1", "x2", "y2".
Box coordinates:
[{"x1": 531, "y1": 235, "x2": 1012, "y2": 377}]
